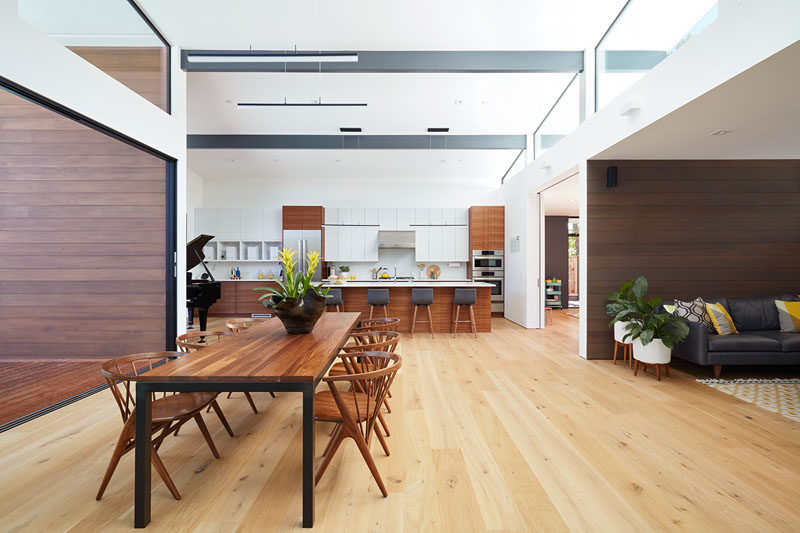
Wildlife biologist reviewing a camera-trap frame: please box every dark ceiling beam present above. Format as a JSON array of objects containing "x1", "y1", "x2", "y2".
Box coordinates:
[
  {"x1": 187, "y1": 134, "x2": 527, "y2": 150},
  {"x1": 181, "y1": 50, "x2": 584, "y2": 73}
]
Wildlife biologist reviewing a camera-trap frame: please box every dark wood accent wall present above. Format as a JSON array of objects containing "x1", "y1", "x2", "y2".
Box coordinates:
[
  {"x1": 545, "y1": 216, "x2": 569, "y2": 299},
  {"x1": 587, "y1": 159, "x2": 800, "y2": 359},
  {"x1": 68, "y1": 47, "x2": 168, "y2": 112},
  {"x1": 0, "y1": 87, "x2": 168, "y2": 358}
]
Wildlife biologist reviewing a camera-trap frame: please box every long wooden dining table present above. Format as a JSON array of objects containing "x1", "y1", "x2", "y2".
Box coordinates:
[{"x1": 132, "y1": 312, "x2": 361, "y2": 528}]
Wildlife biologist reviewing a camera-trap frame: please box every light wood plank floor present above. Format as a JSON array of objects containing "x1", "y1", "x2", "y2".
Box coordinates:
[{"x1": 2, "y1": 312, "x2": 799, "y2": 532}]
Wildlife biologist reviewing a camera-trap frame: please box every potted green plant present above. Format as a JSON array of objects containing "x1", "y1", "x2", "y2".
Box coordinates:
[
  {"x1": 607, "y1": 276, "x2": 689, "y2": 367},
  {"x1": 254, "y1": 248, "x2": 330, "y2": 334}
]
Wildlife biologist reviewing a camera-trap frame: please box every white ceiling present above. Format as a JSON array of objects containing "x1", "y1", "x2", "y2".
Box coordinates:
[
  {"x1": 189, "y1": 149, "x2": 519, "y2": 184},
  {"x1": 138, "y1": 0, "x2": 625, "y2": 51},
  {"x1": 187, "y1": 72, "x2": 575, "y2": 135},
  {"x1": 595, "y1": 41, "x2": 800, "y2": 160},
  {"x1": 541, "y1": 174, "x2": 579, "y2": 216}
]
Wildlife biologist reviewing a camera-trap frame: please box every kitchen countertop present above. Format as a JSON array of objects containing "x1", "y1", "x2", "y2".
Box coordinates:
[{"x1": 321, "y1": 280, "x2": 491, "y2": 288}]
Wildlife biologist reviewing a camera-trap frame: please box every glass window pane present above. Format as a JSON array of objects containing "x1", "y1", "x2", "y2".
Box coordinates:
[
  {"x1": 596, "y1": 0, "x2": 718, "y2": 110},
  {"x1": 19, "y1": 0, "x2": 169, "y2": 112},
  {"x1": 534, "y1": 74, "x2": 580, "y2": 158}
]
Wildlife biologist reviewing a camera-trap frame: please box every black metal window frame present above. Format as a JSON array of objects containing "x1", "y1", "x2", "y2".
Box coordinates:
[
  {"x1": 127, "y1": 0, "x2": 172, "y2": 114},
  {"x1": 0, "y1": 75, "x2": 178, "y2": 351}
]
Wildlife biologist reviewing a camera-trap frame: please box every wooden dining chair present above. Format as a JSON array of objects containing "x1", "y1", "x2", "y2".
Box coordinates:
[
  {"x1": 352, "y1": 317, "x2": 401, "y2": 334},
  {"x1": 331, "y1": 330, "x2": 399, "y2": 435},
  {"x1": 315, "y1": 352, "x2": 402, "y2": 497},
  {"x1": 97, "y1": 352, "x2": 225, "y2": 501},
  {"x1": 176, "y1": 330, "x2": 261, "y2": 413}
]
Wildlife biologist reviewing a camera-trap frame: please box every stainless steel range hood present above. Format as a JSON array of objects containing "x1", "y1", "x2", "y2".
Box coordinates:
[{"x1": 378, "y1": 230, "x2": 416, "y2": 249}]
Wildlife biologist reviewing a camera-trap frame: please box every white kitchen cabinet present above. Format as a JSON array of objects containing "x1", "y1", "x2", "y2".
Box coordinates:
[
  {"x1": 339, "y1": 225, "x2": 352, "y2": 260},
  {"x1": 428, "y1": 226, "x2": 443, "y2": 261},
  {"x1": 324, "y1": 207, "x2": 338, "y2": 225},
  {"x1": 365, "y1": 227, "x2": 379, "y2": 261},
  {"x1": 443, "y1": 208, "x2": 456, "y2": 225},
  {"x1": 415, "y1": 208, "x2": 429, "y2": 226},
  {"x1": 351, "y1": 226, "x2": 365, "y2": 261},
  {"x1": 337, "y1": 208, "x2": 352, "y2": 225},
  {"x1": 350, "y1": 208, "x2": 365, "y2": 225},
  {"x1": 240, "y1": 208, "x2": 263, "y2": 241},
  {"x1": 455, "y1": 226, "x2": 469, "y2": 261},
  {"x1": 397, "y1": 208, "x2": 414, "y2": 230},
  {"x1": 217, "y1": 208, "x2": 241, "y2": 241},
  {"x1": 324, "y1": 226, "x2": 338, "y2": 261},
  {"x1": 263, "y1": 208, "x2": 282, "y2": 241},
  {"x1": 442, "y1": 226, "x2": 456, "y2": 261},
  {"x1": 415, "y1": 226, "x2": 429, "y2": 261},
  {"x1": 455, "y1": 207, "x2": 469, "y2": 225},
  {"x1": 195, "y1": 208, "x2": 218, "y2": 237},
  {"x1": 428, "y1": 208, "x2": 444, "y2": 225},
  {"x1": 364, "y1": 208, "x2": 379, "y2": 225},
  {"x1": 378, "y1": 208, "x2": 396, "y2": 230}
]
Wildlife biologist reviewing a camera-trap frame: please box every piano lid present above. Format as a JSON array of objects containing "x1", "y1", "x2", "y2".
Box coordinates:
[{"x1": 187, "y1": 234, "x2": 215, "y2": 271}]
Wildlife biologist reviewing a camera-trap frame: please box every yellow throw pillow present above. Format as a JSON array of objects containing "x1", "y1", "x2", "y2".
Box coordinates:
[
  {"x1": 705, "y1": 302, "x2": 738, "y2": 335},
  {"x1": 775, "y1": 300, "x2": 800, "y2": 332}
]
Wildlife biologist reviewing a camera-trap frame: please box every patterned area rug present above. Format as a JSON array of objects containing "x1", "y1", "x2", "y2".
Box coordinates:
[{"x1": 696, "y1": 378, "x2": 800, "y2": 422}]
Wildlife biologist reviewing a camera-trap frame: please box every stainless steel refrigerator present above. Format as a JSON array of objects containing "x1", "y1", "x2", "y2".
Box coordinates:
[{"x1": 282, "y1": 229, "x2": 323, "y2": 282}]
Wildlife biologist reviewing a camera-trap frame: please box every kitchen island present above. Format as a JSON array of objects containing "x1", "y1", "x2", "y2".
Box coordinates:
[{"x1": 321, "y1": 280, "x2": 492, "y2": 333}]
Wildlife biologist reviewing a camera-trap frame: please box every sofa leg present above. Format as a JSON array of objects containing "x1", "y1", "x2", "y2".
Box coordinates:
[{"x1": 713, "y1": 364, "x2": 722, "y2": 378}]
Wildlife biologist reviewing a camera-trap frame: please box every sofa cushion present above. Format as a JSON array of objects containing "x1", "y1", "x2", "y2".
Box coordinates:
[
  {"x1": 673, "y1": 297, "x2": 713, "y2": 332},
  {"x1": 706, "y1": 302, "x2": 738, "y2": 335},
  {"x1": 707, "y1": 331, "x2": 781, "y2": 352},
  {"x1": 727, "y1": 297, "x2": 783, "y2": 331},
  {"x1": 779, "y1": 332, "x2": 800, "y2": 352}
]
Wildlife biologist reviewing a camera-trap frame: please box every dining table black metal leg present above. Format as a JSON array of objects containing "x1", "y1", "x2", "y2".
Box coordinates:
[
  {"x1": 302, "y1": 383, "x2": 315, "y2": 528},
  {"x1": 135, "y1": 383, "x2": 152, "y2": 528}
]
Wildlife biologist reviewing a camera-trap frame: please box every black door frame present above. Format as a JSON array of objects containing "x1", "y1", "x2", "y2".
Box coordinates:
[{"x1": 0, "y1": 75, "x2": 179, "y2": 350}]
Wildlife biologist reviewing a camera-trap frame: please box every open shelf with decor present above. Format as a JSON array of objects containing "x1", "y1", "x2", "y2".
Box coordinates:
[{"x1": 545, "y1": 279, "x2": 563, "y2": 309}]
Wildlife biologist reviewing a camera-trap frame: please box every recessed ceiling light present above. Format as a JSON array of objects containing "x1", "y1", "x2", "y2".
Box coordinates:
[
  {"x1": 339, "y1": 127, "x2": 362, "y2": 133},
  {"x1": 709, "y1": 129, "x2": 731, "y2": 136},
  {"x1": 454, "y1": 99, "x2": 463, "y2": 105},
  {"x1": 335, "y1": 159, "x2": 342, "y2": 163},
  {"x1": 427, "y1": 127, "x2": 449, "y2": 133},
  {"x1": 228, "y1": 158, "x2": 235, "y2": 162},
  {"x1": 439, "y1": 159, "x2": 446, "y2": 163}
]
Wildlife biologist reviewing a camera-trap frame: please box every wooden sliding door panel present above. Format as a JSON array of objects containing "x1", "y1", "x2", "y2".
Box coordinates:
[
  {"x1": 0, "y1": 86, "x2": 169, "y2": 359},
  {"x1": 586, "y1": 159, "x2": 800, "y2": 360}
]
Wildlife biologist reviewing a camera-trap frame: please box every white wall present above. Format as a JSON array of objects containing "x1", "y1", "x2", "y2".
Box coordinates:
[
  {"x1": 199, "y1": 176, "x2": 501, "y2": 208},
  {"x1": 186, "y1": 167, "x2": 205, "y2": 242},
  {"x1": 502, "y1": 0, "x2": 800, "y2": 355},
  {"x1": 0, "y1": 3, "x2": 189, "y2": 335}
]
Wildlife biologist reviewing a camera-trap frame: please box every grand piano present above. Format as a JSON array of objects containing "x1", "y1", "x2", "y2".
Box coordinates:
[{"x1": 186, "y1": 234, "x2": 221, "y2": 331}]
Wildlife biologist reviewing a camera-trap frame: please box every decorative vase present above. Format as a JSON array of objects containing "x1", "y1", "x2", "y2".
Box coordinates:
[
  {"x1": 273, "y1": 289, "x2": 326, "y2": 334},
  {"x1": 632, "y1": 338, "x2": 671, "y2": 365}
]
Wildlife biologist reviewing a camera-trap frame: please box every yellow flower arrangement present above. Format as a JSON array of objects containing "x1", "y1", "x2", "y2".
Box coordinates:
[{"x1": 255, "y1": 247, "x2": 329, "y2": 302}]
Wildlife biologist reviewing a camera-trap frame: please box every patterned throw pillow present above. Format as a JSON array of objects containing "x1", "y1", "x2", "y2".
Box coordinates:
[
  {"x1": 775, "y1": 300, "x2": 800, "y2": 332},
  {"x1": 706, "y1": 302, "x2": 739, "y2": 335},
  {"x1": 673, "y1": 298, "x2": 713, "y2": 332}
]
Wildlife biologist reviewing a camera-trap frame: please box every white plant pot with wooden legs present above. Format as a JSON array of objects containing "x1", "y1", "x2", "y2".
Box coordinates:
[
  {"x1": 613, "y1": 321, "x2": 633, "y2": 366},
  {"x1": 632, "y1": 338, "x2": 671, "y2": 381}
]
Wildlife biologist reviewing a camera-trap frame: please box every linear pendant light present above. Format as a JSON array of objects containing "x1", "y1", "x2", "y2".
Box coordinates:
[{"x1": 187, "y1": 53, "x2": 358, "y2": 64}]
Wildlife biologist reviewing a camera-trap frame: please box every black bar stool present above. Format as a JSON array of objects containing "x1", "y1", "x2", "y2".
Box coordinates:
[
  {"x1": 326, "y1": 288, "x2": 344, "y2": 312},
  {"x1": 368, "y1": 288, "x2": 390, "y2": 319},
  {"x1": 452, "y1": 288, "x2": 477, "y2": 338},
  {"x1": 410, "y1": 288, "x2": 434, "y2": 338}
]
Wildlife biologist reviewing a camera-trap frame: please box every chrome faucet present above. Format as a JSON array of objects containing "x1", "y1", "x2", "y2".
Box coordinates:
[{"x1": 393, "y1": 262, "x2": 397, "y2": 280}]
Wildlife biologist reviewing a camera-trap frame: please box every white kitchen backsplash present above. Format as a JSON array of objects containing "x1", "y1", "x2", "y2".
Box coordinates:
[{"x1": 328, "y1": 248, "x2": 467, "y2": 280}]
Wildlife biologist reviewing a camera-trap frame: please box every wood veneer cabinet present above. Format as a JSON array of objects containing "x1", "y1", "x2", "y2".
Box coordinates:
[
  {"x1": 282, "y1": 206, "x2": 324, "y2": 230},
  {"x1": 469, "y1": 206, "x2": 505, "y2": 251},
  {"x1": 207, "y1": 281, "x2": 278, "y2": 316}
]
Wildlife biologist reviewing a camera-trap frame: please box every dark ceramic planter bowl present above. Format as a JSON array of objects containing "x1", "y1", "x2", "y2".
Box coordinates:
[{"x1": 272, "y1": 289, "x2": 326, "y2": 334}]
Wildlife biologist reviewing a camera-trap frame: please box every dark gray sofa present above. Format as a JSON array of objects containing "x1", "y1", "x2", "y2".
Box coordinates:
[{"x1": 672, "y1": 294, "x2": 800, "y2": 377}]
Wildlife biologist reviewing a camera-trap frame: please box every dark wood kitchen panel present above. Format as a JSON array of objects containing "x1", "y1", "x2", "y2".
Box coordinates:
[
  {"x1": 0, "y1": 86, "x2": 168, "y2": 359},
  {"x1": 282, "y1": 206, "x2": 324, "y2": 230},
  {"x1": 235, "y1": 281, "x2": 278, "y2": 315},
  {"x1": 586, "y1": 159, "x2": 800, "y2": 360},
  {"x1": 469, "y1": 206, "x2": 505, "y2": 251}
]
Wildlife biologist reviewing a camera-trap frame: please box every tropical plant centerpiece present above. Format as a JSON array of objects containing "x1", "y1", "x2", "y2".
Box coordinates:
[
  {"x1": 254, "y1": 248, "x2": 330, "y2": 334},
  {"x1": 606, "y1": 276, "x2": 689, "y2": 367}
]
